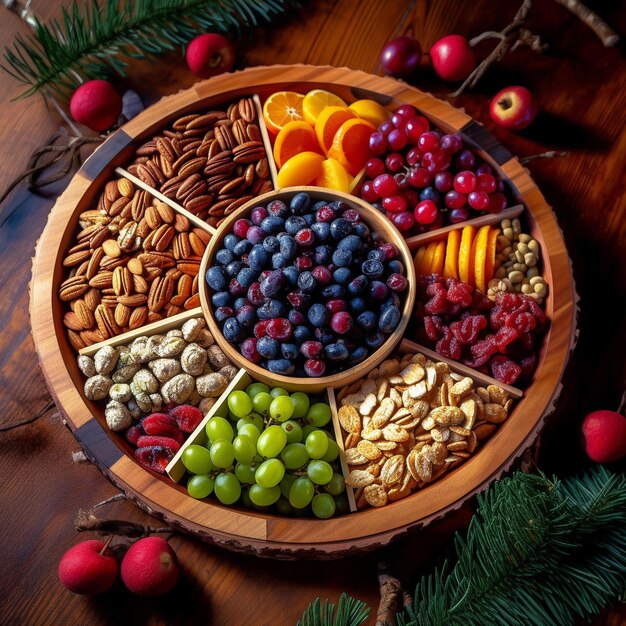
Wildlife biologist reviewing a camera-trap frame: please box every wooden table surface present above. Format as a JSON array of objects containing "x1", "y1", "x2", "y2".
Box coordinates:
[{"x1": 1, "y1": 1, "x2": 625, "y2": 624}]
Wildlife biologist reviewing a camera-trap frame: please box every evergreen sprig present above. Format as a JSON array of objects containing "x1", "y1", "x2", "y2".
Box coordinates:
[
  {"x1": 297, "y1": 593, "x2": 370, "y2": 626},
  {"x1": 2, "y1": 0, "x2": 298, "y2": 98}
]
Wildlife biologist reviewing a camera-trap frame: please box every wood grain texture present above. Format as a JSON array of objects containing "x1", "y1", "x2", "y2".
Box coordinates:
[{"x1": 1, "y1": 0, "x2": 625, "y2": 623}]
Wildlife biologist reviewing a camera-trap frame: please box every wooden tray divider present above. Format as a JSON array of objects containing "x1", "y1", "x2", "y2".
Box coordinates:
[
  {"x1": 327, "y1": 387, "x2": 358, "y2": 512},
  {"x1": 399, "y1": 338, "x2": 524, "y2": 399},
  {"x1": 252, "y1": 94, "x2": 279, "y2": 189},
  {"x1": 114, "y1": 167, "x2": 217, "y2": 236},
  {"x1": 405, "y1": 204, "x2": 525, "y2": 251},
  {"x1": 78, "y1": 307, "x2": 204, "y2": 357}
]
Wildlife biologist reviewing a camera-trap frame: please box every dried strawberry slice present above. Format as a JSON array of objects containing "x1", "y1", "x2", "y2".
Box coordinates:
[
  {"x1": 450, "y1": 315, "x2": 488, "y2": 344},
  {"x1": 494, "y1": 326, "x2": 519, "y2": 351},
  {"x1": 496, "y1": 292, "x2": 524, "y2": 312},
  {"x1": 134, "y1": 445, "x2": 174, "y2": 474},
  {"x1": 425, "y1": 282, "x2": 448, "y2": 315},
  {"x1": 505, "y1": 311, "x2": 536, "y2": 334},
  {"x1": 489, "y1": 355, "x2": 522, "y2": 385},
  {"x1": 136, "y1": 435, "x2": 181, "y2": 453},
  {"x1": 446, "y1": 280, "x2": 473, "y2": 308},
  {"x1": 169, "y1": 404, "x2": 203, "y2": 433},
  {"x1": 436, "y1": 328, "x2": 462, "y2": 360},
  {"x1": 125, "y1": 424, "x2": 144, "y2": 445},
  {"x1": 142, "y1": 413, "x2": 184, "y2": 443},
  {"x1": 424, "y1": 315, "x2": 444, "y2": 341},
  {"x1": 468, "y1": 336, "x2": 499, "y2": 367}
]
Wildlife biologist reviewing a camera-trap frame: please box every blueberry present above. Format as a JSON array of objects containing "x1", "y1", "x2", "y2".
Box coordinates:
[
  {"x1": 420, "y1": 186, "x2": 440, "y2": 204},
  {"x1": 257, "y1": 336, "x2": 280, "y2": 359},
  {"x1": 212, "y1": 291, "x2": 231, "y2": 308},
  {"x1": 245, "y1": 245, "x2": 268, "y2": 271},
  {"x1": 281, "y1": 343, "x2": 299, "y2": 360},
  {"x1": 225, "y1": 260, "x2": 244, "y2": 277},
  {"x1": 257, "y1": 299, "x2": 286, "y2": 320},
  {"x1": 337, "y1": 235, "x2": 362, "y2": 252},
  {"x1": 223, "y1": 234, "x2": 241, "y2": 252},
  {"x1": 333, "y1": 267, "x2": 352, "y2": 285},
  {"x1": 314, "y1": 328, "x2": 335, "y2": 345},
  {"x1": 267, "y1": 358, "x2": 295, "y2": 375},
  {"x1": 321, "y1": 283, "x2": 345, "y2": 299},
  {"x1": 387, "y1": 260, "x2": 405, "y2": 274},
  {"x1": 260, "y1": 270, "x2": 286, "y2": 298},
  {"x1": 297, "y1": 271, "x2": 317, "y2": 293},
  {"x1": 303, "y1": 213, "x2": 316, "y2": 226},
  {"x1": 332, "y1": 248, "x2": 352, "y2": 267},
  {"x1": 205, "y1": 266, "x2": 228, "y2": 291},
  {"x1": 353, "y1": 222, "x2": 370, "y2": 239},
  {"x1": 262, "y1": 236, "x2": 280, "y2": 253},
  {"x1": 223, "y1": 317, "x2": 245, "y2": 342},
  {"x1": 367, "y1": 248, "x2": 386, "y2": 263},
  {"x1": 237, "y1": 267, "x2": 258, "y2": 288},
  {"x1": 330, "y1": 218, "x2": 352, "y2": 240},
  {"x1": 370, "y1": 280, "x2": 389, "y2": 300},
  {"x1": 215, "y1": 306, "x2": 233, "y2": 323},
  {"x1": 236, "y1": 304, "x2": 256, "y2": 327},
  {"x1": 233, "y1": 239, "x2": 252, "y2": 256},
  {"x1": 246, "y1": 225, "x2": 265, "y2": 245},
  {"x1": 382, "y1": 292, "x2": 401, "y2": 310},
  {"x1": 349, "y1": 346, "x2": 368, "y2": 363},
  {"x1": 314, "y1": 244, "x2": 333, "y2": 265},
  {"x1": 308, "y1": 303, "x2": 330, "y2": 328},
  {"x1": 293, "y1": 325, "x2": 311, "y2": 343},
  {"x1": 290, "y1": 192, "x2": 311, "y2": 215},
  {"x1": 279, "y1": 235, "x2": 298, "y2": 261},
  {"x1": 311, "y1": 222, "x2": 330, "y2": 241},
  {"x1": 349, "y1": 297, "x2": 367, "y2": 313},
  {"x1": 324, "y1": 342, "x2": 349, "y2": 361},
  {"x1": 347, "y1": 275, "x2": 369, "y2": 296},
  {"x1": 366, "y1": 331, "x2": 386, "y2": 349},
  {"x1": 357, "y1": 310, "x2": 378, "y2": 332},
  {"x1": 361, "y1": 259, "x2": 384, "y2": 279},
  {"x1": 378, "y1": 305, "x2": 401, "y2": 333},
  {"x1": 261, "y1": 215, "x2": 285, "y2": 234},
  {"x1": 288, "y1": 310, "x2": 305, "y2": 325},
  {"x1": 267, "y1": 199, "x2": 289, "y2": 218},
  {"x1": 233, "y1": 297, "x2": 249, "y2": 310},
  {"x1": 312, "y1": 200, "x2": 328, "y2": 211},
  {"x1": 285, "y1": 215, "x2": 307, "y2": 235},
  {"x1": 215, "y1": 248, "x2": 235, "y2": 265},
  {"x1": 282, "y1": 266, "x2": 299, "y2": 286}
]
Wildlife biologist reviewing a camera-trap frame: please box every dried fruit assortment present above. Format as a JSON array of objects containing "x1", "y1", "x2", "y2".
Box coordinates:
[{"x1": 338, "y1": 352, "x2": 513, "y2": 508}]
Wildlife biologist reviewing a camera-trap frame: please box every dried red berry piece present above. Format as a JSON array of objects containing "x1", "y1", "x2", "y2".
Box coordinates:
[
  {"x1": 494, "y1": 326, "x2": 519, "y2": 351},
  {"x1": 142, "y1": 413, "x2": 184, "y2": 443},
  {"x1": 134, "y1": 446, "x2": 174, "y2": 474},
  {"x1": 446, "y1": 280, "x2": 473, "y2": 307},
  {"x1": 450, "y1": 315, "x2": 487, "y2": 344},
  {"x1": 425, "y1": 282, "x2": 448, "y2": 315},
  {"x1": 136, "y1": 435, "x2": 181, "y2": 453},
  {"x1": 489, "y1": 355, "x2": 522, "y2": 385},
  {"x1": 169, "y1": 404, "x2": 203, "y2": 433},
  {"x1": 436, "y1": 328, "x2": 462, "y2": 360},
  {"x1": 471, "y1": 289, "x2": 493, "y2": 312},
  {"x1": 467, "y1": 336, "x2": 499, "y2": 367},
  {"x1": 125, "y1": 424, "x2": 145, "y2": 445},
  {"x1": 424, "y1": 315, "x2": 444, "y2": 341},
  {"x1": 505, "y1": 311, "x2": 536, "y2": 334}
]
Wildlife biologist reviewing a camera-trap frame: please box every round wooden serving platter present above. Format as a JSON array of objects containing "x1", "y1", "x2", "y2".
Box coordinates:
[{"x1": 30, "y1": 65, "x2": 577, "y2": 558}]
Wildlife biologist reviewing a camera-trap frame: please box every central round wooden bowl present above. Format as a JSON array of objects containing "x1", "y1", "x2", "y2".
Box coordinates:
[{"x1": 199, "y1": 186, "x2": 417, "y2": 392}]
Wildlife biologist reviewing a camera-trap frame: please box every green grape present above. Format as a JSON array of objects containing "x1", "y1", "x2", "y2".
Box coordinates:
[
  {"x1": 305, "y1": 430, "x2": 328, "y2": 460},
  {"x1": 279, "y1": 473, "x2": 297, "y2": 499},
  {"x1": 228, "y1": 390, "x2": 253, "y2": 418},
  {"x1": 307, "y1": 460, "x2": 333, "y2": 485},
  {"x1": 290, "y1": 391, "x2": 310, "y2": 418},
  {"x1": 321, "y1": 438, "x2": 339, "y2": 463},
  {"x1": 301, "y1": 424, "x2": 318, "y2": 440},
  {"x1": 246, "y1": 382, "x2": 270, "y2": 398},
  {"x1": 334, "y1": 493, "x2": 349, "y2": 516},
  {"x1": 270, "y1": 387, "x2": 289, "y2": 398},
  {"x1": 214, "y1": 473, "x2": 241, "y2": 505},
  {"x1": 289, "y1": 477, "x2": 315, "y2": 509},
  {"x1": 233, "y1": 434, "x2": 256, "y2": 464},
  {"x1": 305, "y1": 402, "x2": 332, "y2": 427},
  {"x1": 238, "y1": 422, "x2": 261, "y2": 444},
  {"x1": 186, "y1": 474, "x2": 214, "y2": 499},
  {"x1": 255, "y1": 458, "x2": 285, "y2": 488},
  {"x1": 281, "y1": 443, "x2": 309, "y2": 470},
  {"x1": 182, "y1": 445, "x2": 214, "y2": 475},
  {"x1": 275, "y1": 495, "x2": 294, "y2": 516},
  {"x1": 281, "y1": 419, "x2": 303, "y2": 444},
  {"x1": 257, "y1": 425, "x2": 287, "y2": 458},
  {"x1": 252, "y1": 392, "x2": 272, "y2": 416},
  {"x1": 234, "y1": 462, "x2": 256, "y2": 484},
  {"x1": 206, "y1": 416, "x2": 234, "y2": 444},
  {"x1": 269, "y1": 395, "x2": 294, "y2": 422},
  {"x1": 249, "y1": 483, "x2": 281, "y2": 506},
  {"x1": 324, "y1": 472, "x2": 346, "y2": 496},
  {"x1": 209, "y1": 439, "x2": 235, "y2": 469},
  {"x1": 311, "y1": 493, "x2": 336, "y2": 519}
]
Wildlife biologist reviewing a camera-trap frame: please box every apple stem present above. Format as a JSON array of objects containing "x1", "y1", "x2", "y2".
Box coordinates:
[
  {"x1": 617, "y1": 390, "x2": 626, "y2": 416},
  {"x1": 99, "y1": 534, "x2": 114, "y2": 555}
]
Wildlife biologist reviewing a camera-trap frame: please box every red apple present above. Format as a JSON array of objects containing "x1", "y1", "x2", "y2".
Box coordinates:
[
  {"x1": 186, "y1": 33, "x2": 235, "y2": 79},
  {"x1": 58, "y1": 539, "x2": 118, "y2": 595},
  {"x1": 430, "y1": 35, "x2": 476, "y2": 82},
  {"x1": 380, "y1": 36, "x2": 422, "y2": 77},
  {"x1": 582, "y1": 410, "x2": 626, "y2": 463},
  {"x1": 489, "y1": 86, "x2": 537, "y2": 130},
  {"x1": 121, "y1": 536, "x2": 180, "y2": 596},
  {"x1": 69, "y1": 80, "x2": 122, "y2": 132}
]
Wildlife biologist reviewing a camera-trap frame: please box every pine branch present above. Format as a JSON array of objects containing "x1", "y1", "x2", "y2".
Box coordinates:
[
  {"x1": 297, "y1": 593, "x2": 371, "y2": 626},
  {"x1": 397, "y1": 467, "x2": 626, "y2": 626},
  {"x1": 2, "y1": 0, "x2": 299, "y2": 99}
]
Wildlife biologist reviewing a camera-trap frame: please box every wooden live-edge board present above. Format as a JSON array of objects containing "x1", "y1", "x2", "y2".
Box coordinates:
[{"x1": 29, "y1": 65, "x2": 577, "y2": 558}]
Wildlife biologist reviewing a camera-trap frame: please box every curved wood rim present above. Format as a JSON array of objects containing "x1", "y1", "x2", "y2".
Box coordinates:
[{"x1": 30, "y1": 65, "x2": 577, "y2": 557}]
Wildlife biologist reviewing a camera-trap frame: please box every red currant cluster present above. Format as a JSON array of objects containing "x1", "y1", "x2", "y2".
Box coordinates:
[{"x1": 360, "y1": 104, "x2": 509, "y2": 236}]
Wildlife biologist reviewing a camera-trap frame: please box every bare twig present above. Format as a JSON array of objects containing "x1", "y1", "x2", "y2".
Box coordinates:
[
  {"x1": 75, "y1": 510, "x2": 173, "y2": 537},
  {"x1": 93, "y1": 493, "x2": 127, "y2": 509},
  {"x1": 617, "y1": 390, "x2": 626, "y2": 416},
  {"x1": 553, "y1": 0, "x2": 619, "y2": 47},
  {"x1": 0, "y1": 400, "x2": 55, "y2": 432},
  {"x1": 376, "y1": 561, "x2": 409, "y2": 626},
  {"x1": 520, "y1": 150, "x2": 569, "y2": 164}
]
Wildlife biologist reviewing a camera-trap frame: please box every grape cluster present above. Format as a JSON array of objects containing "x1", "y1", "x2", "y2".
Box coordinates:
[
  {"x1": 181, "y1": 382, "x2": 347, "y2": 518},
  {"x1": 360, "y1": 104, "x2": 509, "y2": 235}
]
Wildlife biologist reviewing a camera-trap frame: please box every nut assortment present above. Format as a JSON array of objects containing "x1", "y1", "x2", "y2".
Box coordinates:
[
  {"x1": 128, "y1": 98, "x2": 272, "y2": 229},
  {"x1": 79, "y1": 317, "x2": 237, "y2": 431},
  {"x1": 60, "y1": 178, "x2": 208, "y2": 350},
  {"x1": 338, "y1": 352, "x2": 513, "y2": 508}
]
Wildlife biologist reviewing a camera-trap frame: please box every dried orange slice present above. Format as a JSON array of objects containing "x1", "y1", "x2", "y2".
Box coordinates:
[
  {"x1": 276, "y1": 151, "x2": 325, "y2": 188},
  {"x1": 262, "y1": 91, "x2": 305, "y2": 135},
  {"x1": 421, "y1": 241, "x2": 439, "y2": 276},
  {"x1": 430, "y1": 240, "x2": 446, "y2": 275},
  {"x1": 273, "y1": 121, "x2": 322, "y2": 169},
  {"x1": 302, "y1": 89, "x2": 347, "y2": 126},
  {"x1": 348, "y1": 99, "x2": 390, "y2": 127},
  {"x1": 327, "y1": 117, "x2": 376, "y2": 176},
  {"x1": 314, "y1": 106, "x2": 357, "y2": 155},
  {"x1": 414, "y1": 245, "x2": 427, "y2": 276},
  {"x1": 316, "y1": 158, "x2": 353, "y2": 192},
  {"x1": 484, "y1": 227, "x2": 500, "y2": 286},
  {"x1": 458, "y1": 225, "x2": 476, "y2": 285},
  {"x1": 443, "y1": 229, "x2": 461, "y2": 279}
]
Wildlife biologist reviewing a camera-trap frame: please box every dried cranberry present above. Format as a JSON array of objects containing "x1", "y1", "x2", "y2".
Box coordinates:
[
  {"x1": 136, "y1": 435, "x2": 181, "y2": 453},
  {"x1": 169, "y1": 404, "x2": 203, "y2": 433},
  {"x1": 134, "y1": 446, "x2": 175, "y2": 474},
  {"x1": 489, "y1": 355, "x2": 522, "y2": 385}
]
